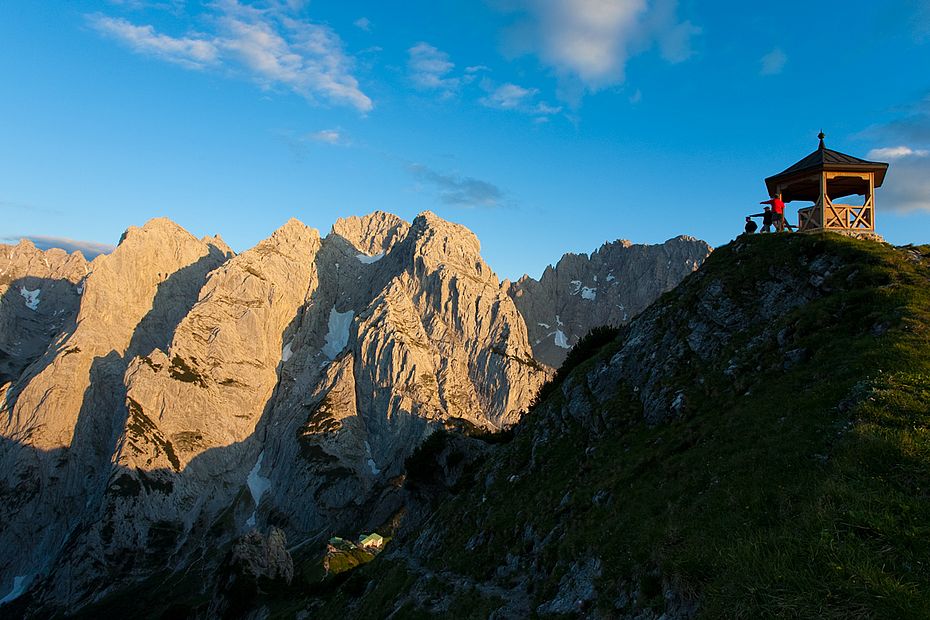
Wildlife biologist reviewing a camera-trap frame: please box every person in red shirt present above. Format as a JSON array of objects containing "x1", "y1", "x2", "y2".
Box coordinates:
[{"x1": 760, "y1": 194, "x2": 787, "y2": 232}]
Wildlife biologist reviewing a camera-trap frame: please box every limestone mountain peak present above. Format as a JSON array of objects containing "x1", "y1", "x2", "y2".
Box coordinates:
[
  {"x1": 331, "y1": 211, "x2": 409, "y2": 256},
  {"x1": 0, "y1": 211, "x2": 711, "y2": 615}
]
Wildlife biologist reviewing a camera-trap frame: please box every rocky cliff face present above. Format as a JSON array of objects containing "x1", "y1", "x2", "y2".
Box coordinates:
[
  {"x1": 309, "y1": 235, "x2": 930, "y2": 620},
  {"x1": 0, "y1": 211, "x2": 552, "y2": 614},
  {"x1": 0, "y1": 240, "x2": 89, "y2": 385},
  {"x1": 0, "y1": 219, "x2": 232, "y2": 610},
  {"x1": 0, "y1": 212, "x2": 712, "y2": 615},
  {"x1": 509, "y1": 236, "x2": 712, "y2": 367}
]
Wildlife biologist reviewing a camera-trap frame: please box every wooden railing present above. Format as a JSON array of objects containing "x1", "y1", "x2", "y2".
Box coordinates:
[{"x1": 796, "y1": 203, "x2": 873, "y2": 232}]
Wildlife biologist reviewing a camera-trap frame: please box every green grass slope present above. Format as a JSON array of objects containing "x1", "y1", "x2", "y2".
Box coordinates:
[{"x1": 314, "y1": 234, "x2": 930, "y2": 619}]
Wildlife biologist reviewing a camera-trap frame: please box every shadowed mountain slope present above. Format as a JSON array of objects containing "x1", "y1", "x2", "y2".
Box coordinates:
[
  {"x1": 0, "y1": 212, "x2": 717, "y2": 617},
  {"x1": 509, "y1": 236, "x2": 711, "y2": 367},
  {"x1": 308, "y1": 233, "x2": 930, "y2": 619}
]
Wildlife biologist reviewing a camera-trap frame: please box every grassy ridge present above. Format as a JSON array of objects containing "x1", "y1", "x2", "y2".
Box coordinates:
[{"x1": 317, "y1": 234, "x2": 930, "y2": 618}]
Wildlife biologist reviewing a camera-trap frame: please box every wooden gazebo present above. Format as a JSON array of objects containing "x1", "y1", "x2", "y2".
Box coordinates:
[{"x1": 765, "y1": 133, "x2": 889, "y2": 233}]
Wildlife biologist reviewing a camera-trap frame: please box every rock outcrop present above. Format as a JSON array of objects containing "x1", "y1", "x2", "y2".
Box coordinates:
[
  {"x1": 0, "y1": 212, "x2": 551, "y2": 614},
  {"x1": 0, "y1": 240, "x2": 89, "y2": 385},
  {"x1": 0, "y1": 212, "x2": 712, "y2": 615},
  {"x1": 509, "y1": 236, "x2": 712, "y2": 367},
  {"x1": 314, "y1": 234, "x2": 930, "y2": 619},
  {"x1": 255, "y1": 211, "x2": 546, "y2": 544}
]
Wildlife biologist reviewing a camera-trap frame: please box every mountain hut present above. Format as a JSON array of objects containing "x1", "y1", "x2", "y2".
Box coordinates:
[{"x1": 765, "y1": 133, "x2": 889, "y2": 234}]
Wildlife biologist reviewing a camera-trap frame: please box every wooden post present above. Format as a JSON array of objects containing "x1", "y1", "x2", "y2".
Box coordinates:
[{"x1": 819, "y1": 172, "x2": 828, "y2": 230}]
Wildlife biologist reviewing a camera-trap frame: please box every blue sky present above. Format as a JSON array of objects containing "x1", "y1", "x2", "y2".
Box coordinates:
[{"x1": 2, "y1": 0, "x2": 929, "y2": 279}]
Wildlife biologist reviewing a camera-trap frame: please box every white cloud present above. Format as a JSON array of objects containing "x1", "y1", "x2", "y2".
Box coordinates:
[
  {"x1": 408, "y1": 164, "x2": 504, "y2": 208},
  {"x1": 353, "y1": 17, "x2": 371, "y2": 31},
  {"x1": 309, "y1": 129, "x2": 342, "y2": 144},
  {"x1": 90, "y1": 15, "x2": 219, "y2": 69},
  {"x1": 479, "y1": 81, "x2": 562, "y2": 118},
  {"x1": 407, "y1": 42, "x2": 462, "y2": 98},
  {"x1": 3, "y1": 235, "x2": 115, "y2": 259},
  {"x1": 497, "y1": 0, "x2": 698, "y2": 97},
  {"x1": 647, "y1": 0, "x2": 700, "y2": 63},
  {"x1": 760, "y1": 48, "x2": 787, "y2": 76},
  {"x1": 89, "y1": 1, "x2": 372, "y2": 112},
  {"x1": 481, "y1": 82, "x2": 537, "y2": 109},
  {"x1": 868, "y1": 146, "x2": 930, "y2": 160},
  {"x1": 862, "y1": 145, "x2": 930, "y2": 213}
]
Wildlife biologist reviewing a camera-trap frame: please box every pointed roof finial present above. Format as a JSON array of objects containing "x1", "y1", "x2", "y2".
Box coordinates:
[{"x1": 818, "y1": 130, "x2": 826, "y2": 150}]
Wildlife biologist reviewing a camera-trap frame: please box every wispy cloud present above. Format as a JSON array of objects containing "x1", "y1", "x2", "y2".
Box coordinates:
[
  {"x1": 0, "y1": 200, "x2": 62, "y2": 216},
  {"x1": 309, "y1": 129, "x2": 343, "y2": 145},
  {"x1": 353, "y1": 17, "x2": 371, "y2": 32},
  {"x1": 90, "y1": 15, "x2": 219, "y2": 69},
  {"x1": 479, "y1": 81, "x2": 562, "y2": 119},
  {"x1": 860, "y1": 95, "x2": 930, "y2": 145},
  {"x1": 408, "y1": 164, "x2": 504, "y2": 208},
  {"x1": 496, "y1": 0, "x2": 698, "y2": 100},
  {"x1": 864, "y1": 145, "x2": 930, "y2": 213},
  {"x1": 106, "y1": 0, "x2": 186, "y2": 14},
  {"x1": 760, "y1": 48, "x2": 787, "y2": 76},
  {"x1": 407, "y1": 42, "x2": 463, "y2": 98},
  {"x1": 868, "y1": 146, "x2": 930, "y2": 160},
  {"x1": 855, "y1": 93, "x2": 930, "y2": 212},
  {"x1": 89, "y1": 0, "x2": 372, "y2": 111},
  {"x1": 275, "y1": 127, "x2": 349, "y2": 159},
  {"x1": 3, "y1": 235, "x2": 115, "y2": 259}
]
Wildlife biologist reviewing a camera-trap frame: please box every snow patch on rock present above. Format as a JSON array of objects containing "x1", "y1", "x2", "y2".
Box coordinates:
[
  {"x1": 356, "y1": 252, "x2": 385, "y2": 264},
  {"x1": 247, "y1": 451, "x2": 271, "y2": 506},
  {"x1": 281, "y1": 340, "x2": 293, "y2": 363},
  {"x1": 580, "y1": 287, "x2": 597, "y2": 301},
  {"x1": 364, "y1": 440, "x2": 381, "y2": 475},
  {"x1": 0, "y1": 574, "x2": 31, "y2": 605},
  {"x1": 569, "y1": 280, "x2": 582, "y2": 295},
  {"x1": 323, "y1": 307, "x2": 354, "y2": 359},
  {"x1": 19, "y1": 287, "x2": 40, "y2": 311},
  {"x1": 554, "y1": 330, "x2": 571, "y2": 349}
]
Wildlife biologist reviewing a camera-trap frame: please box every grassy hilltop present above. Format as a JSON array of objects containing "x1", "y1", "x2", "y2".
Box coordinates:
[{"x1": 311, "y1": 233, "x2": 930, "y2": 619}]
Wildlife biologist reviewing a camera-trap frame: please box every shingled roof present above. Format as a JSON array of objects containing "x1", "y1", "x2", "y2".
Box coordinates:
[{"x1": 765, "y1": 134, "x2": 889, "y2": 200}]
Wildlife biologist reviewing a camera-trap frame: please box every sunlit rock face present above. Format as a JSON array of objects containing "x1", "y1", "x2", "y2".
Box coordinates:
[
  {"x1": 509, "y1": 236, "x2": 713, "y2": 367},
  {"x1": 0, "y1": 212, "x2": 711, "y2": 613},
  {"x1": 256, "y1": 211, "x2": 547, "y2": 542},
  {"x1": 0, "y1": 240, "x2": 89, "y2": 387},
  {"x1": 0, "y1": 219, "x2": 233, "y2": 610},
  {"x1": 0, "y1": 211, "x2": 548, "y2": 612}
]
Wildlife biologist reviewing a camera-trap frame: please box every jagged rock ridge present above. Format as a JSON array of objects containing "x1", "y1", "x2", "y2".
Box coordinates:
[
  {"x1": 510, "y1": 236, "x2": 712, "y2": 367},
  {"x1": 0, "y1": 211, "x2": 550, "y2": 613},
  {"x1": 0, "y1": 212, "x2": 712, "y2": 615},
  {"x1": 312, "y1": 235, "x2": 930, "y2": 619}
]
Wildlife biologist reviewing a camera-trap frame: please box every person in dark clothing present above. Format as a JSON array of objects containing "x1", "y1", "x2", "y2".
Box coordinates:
[
  {"x1": 760, "y1": 194, "x2": 787, "y2": 232},
  {"x1": 749, "y1": 206, "x2": 774, "y2": 232},
  {"x1": 744, "y1": 216, "x2": 758, "y2": 234}
]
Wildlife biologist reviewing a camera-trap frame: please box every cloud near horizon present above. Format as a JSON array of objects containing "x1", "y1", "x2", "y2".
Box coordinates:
[
  {"x1": 3, "y1": 235, "x2": 116, "y2": 259},
  {"x1": 89, "y1": 1, "x2": 372, "y2": 112},
  {"x1": 408, "y1": 164, "x2": 504, "y2": 208},
  {"x1": 866, "y1": 145, "x2": 930, "y2": 213},
  {"x1": 497, "y1": 0, "x2": 699, "y2": 100}
]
